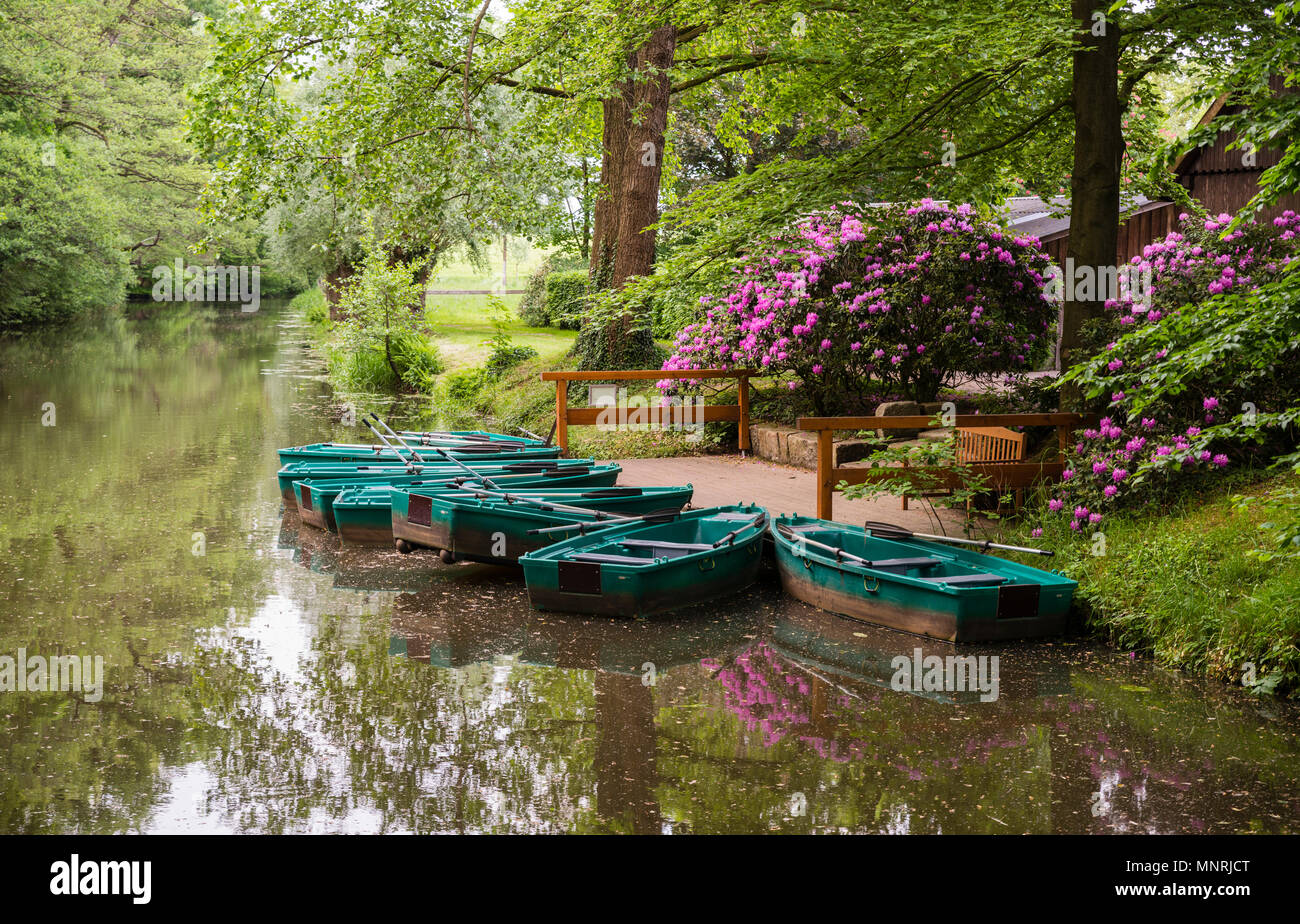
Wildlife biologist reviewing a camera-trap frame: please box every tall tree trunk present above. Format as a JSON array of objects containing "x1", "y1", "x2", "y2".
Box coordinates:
[
  {"x1": 611, "y1": 23, "x2": 676, "y2": 286},
  {"x1": 576, "y1": 23, "x2": 677, "y2": 370},
  {"x1": 1060, "y1": 0, "x2": 1121, "y2": 409},
  {"x1": 588, "y1": 68, "x2": 634, "y2": 286}
]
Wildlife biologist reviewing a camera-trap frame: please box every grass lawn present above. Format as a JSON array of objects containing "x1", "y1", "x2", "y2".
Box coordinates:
[
  {"x1": 428, "y1": 240, "x2": 555, "y2": 291},
  {"x1": 421, "y1": 243, "x2": 577, "y2": 370},
  {"x1": 425, "y1": 292, "x2": 576, "y2": 371}
]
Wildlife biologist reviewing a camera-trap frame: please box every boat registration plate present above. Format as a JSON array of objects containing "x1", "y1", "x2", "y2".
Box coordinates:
[
  {"x1": 408, "y1": 494, "x2": 432, "y2": 527},
  {"x1": 558, "y1": 561, "x2": 602, "y2": 595},
  {"x1": 997, "y1": 582, "x2": 1040, "y2": 619}
]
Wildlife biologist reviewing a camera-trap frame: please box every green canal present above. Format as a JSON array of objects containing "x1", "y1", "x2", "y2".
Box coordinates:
[{"x1": 1, "y1": 300, "x2": 1297, "y2": 834}]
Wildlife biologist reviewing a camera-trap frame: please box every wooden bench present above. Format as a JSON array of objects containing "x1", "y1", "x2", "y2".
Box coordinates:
[
  {"x1": 901, "y1": 425, "x2": 1027, "y2": 511},
  {"x1": 957, "y1": 426, "x2": 1026, "y2": 465}
]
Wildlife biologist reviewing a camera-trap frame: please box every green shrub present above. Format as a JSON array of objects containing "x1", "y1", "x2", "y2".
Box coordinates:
[
  {"x1": 390, "y1": 328, "x2": 445, "y2": 392},
  {"x1": 291, "y1": 288, "x2": 330, "y2": 326},
  {"x1": 443, "y1": 367, "x2": 493, "y2": 402},
  {"x1": 333, "y1": 222, "x2": 440, "y2": 393},
  {"x1": 544, "y1": 271, "x2": 588, "y2": 330},
  {"x1": 518, "y1": 258, "x2": 553, "y2": 326},
  {"x1": 485, "y1": 338, "x2": 538, "y2": 376}
]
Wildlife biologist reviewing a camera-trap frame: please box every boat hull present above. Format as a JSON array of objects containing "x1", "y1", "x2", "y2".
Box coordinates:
[
  {"x1": 277, "y1": 443, "x2": 557, "y2": 465},
  {"x1": 520, "y1": 505, "x2": 768, "y2": 618},
  {"x1": 278, "y1": 458, "x2": 602, "y2": 505}
]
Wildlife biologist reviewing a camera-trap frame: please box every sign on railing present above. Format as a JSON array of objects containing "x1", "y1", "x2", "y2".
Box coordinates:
[
  {"x1": 796, "y1": 413, "x2": 1092, "y2": 520},
  {"x1": 540, "y1": 369, "x2": 757, "y2": 455}
]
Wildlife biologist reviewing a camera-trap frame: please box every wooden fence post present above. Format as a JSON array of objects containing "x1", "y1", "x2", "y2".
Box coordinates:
[
  {"x1": 816, "y1": 427, "x2": 834, "y2": 519},
  {"x1": 555, "y1": 378, "x2": 568, "y2": 456},
  {"x1": 738, "y1": 374, "x2": 751, "y2": 455}
]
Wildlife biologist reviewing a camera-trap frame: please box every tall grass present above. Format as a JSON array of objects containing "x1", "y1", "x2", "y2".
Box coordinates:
[{"x1": 1008, "y1": 471, "x2": 1300, "y2": 697}]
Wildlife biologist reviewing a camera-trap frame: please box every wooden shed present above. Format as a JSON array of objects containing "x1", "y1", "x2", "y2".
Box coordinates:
[
  {"x1": 1171, "y1": 74, "x2": 1300, "y2": 223},
  {"x1": 1007, "y1": 74, "x2": 1298, "y2": 268}
]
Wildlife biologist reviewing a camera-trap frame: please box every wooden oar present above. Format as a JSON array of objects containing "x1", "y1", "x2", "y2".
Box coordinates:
[
  {"x1": 371, "y1": 415, "x2": 532, "y2": 489},
  {"x1": 455, "y1": 482, "x2": 643, "y2": 521},
  {"x1": 365, "y1": 414, "x2": 527, "y2": 450},
  {"x1": 364, "y1": 419, "x2": 421, "y2": 472},
  {"x1": 863, "y1": 520, "x2": 1053, "y2": 556},
  {"x1": 367, "y1": 414, "x2": 430, "y2": 464},
  {"x1": 366, "y1": 414, "x2": 427, "y2": 465},
  {"x1": 712, "y1": 511, "x2": 768, "y2": 547},
  {"x1": 526, "y1": 508, "x2": 682, "y2": 536}
]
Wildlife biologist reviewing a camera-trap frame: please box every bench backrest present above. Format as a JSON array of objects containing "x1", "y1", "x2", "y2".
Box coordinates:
[{"x1": 957, "y1": 426, "x2": 1026, "y2": 464}]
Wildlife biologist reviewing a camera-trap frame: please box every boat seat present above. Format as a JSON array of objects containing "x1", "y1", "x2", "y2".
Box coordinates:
[
  {"x1": 869, "y1": 557, "x2": 941, "y2": 570},
  {"x1": 618, "y1": 539, "x2": 713, "y2": 551},
  {"x1": 921, "y1": 573, "x2": 1008, "y2": 587},
  {"x1": 569, "y1": 552, "x2": 656, "y2": 566}
]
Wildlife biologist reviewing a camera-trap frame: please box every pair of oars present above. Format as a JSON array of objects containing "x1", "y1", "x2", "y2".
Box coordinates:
[
  {"x1": 367, "y1": 414, "x2": 512, "y2": 485},
  {"x1": 862, "y1": 521, "x2": 1053, "y2": 556},
  {"x1": 363, "y1": 418, "x2": 531, "y2": 455},
  {"x1": 779, "y1": 522, "x2": 1051, "y2": 566},
  {"x1": 370, "y1": 414, "x2": 653, "y2": 529},
  {"x1": 531, "y1": 508, "x2": 769, "y2": 549}
]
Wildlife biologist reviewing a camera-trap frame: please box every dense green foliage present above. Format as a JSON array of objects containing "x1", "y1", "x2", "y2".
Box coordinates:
[
  {"x1": 0, "y1": 0, "x2": 293, "y2": 326},
  {"x1": 543, "y1": 271, "x2": 588, "y2": 330},
  {"x1": 573, "y1": 289, "x2": 662, "y2": 372},
  {"x1": 0, "y1": 134, "x2": 128, "y2": 327}
]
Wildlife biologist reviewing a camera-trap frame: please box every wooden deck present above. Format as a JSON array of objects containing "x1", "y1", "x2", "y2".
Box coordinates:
[{"x1": 613, "y1": 454, "x2": 964, "y2": 531}]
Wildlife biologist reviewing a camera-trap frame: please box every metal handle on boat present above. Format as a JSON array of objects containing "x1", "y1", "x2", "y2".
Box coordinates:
[
  {"x1": 698, "y1": 557, "x2": 716, "y2": 572},
  {"x1": 863, "y1": 575, "x2": 880, "y2": 593}
]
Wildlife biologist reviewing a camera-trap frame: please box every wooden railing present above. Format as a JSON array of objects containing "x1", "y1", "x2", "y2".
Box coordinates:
[
  {"x1": 796, "y1": 413, "x2": 1092, "y2": 520},
  {"x1": 540, "y1": 368, "x2": 757, "y2": 455}
]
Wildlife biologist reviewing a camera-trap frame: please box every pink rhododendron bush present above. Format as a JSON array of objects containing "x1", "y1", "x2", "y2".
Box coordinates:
[
  {"x1": 1087, "y1": 209, "x2": 1300, "y2": 348},
  {"x1": 661, "y1": 200, "x2": 1056, "y2": 413},
  {"x1": 1042, "y1": 213, "x2": 1300, "y2": 531}
]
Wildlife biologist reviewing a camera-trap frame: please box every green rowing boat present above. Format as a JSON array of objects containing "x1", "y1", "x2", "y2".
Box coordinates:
[
  {"x1": 277, "y1": 457, "x2": 597, "y2": 504},
  {"x1": 769, "y1": 515, "x2": 1076, "y2": 642},
  {"x1": 294, "y1": 462, "x2": 619, "y2": 532},
  {"x1": 387, "y1": 484, "x2": 694, "y2": 561},
  {"x1": 276, "y1": 441, "x2": 557, "y2": 465},
  {"x1": 334, "y1": 476, "x2": 630, "y2": 544},
  {"x1": 520, "y1": 505, "x2": 768, "y2": 618}
]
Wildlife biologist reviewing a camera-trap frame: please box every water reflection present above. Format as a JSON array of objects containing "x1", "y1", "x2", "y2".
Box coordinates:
[{"x1": 0, "y1": 300, "x2": 1297, "y2": 834}]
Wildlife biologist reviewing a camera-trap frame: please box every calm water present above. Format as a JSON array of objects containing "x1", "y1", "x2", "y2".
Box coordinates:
[{"x1": 1, "y1": 300, "x2": 1297, "y2": 834}]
